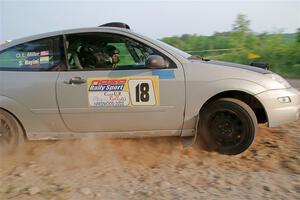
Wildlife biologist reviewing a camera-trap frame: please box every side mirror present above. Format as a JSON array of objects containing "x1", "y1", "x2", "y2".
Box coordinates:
[{"x1": 145, "y1": 55, "x2": 167, "y2": 69}]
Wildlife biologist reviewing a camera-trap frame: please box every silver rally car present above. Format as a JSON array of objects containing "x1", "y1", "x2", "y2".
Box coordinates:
[{"x1": 0, "y1": 23, "x2": 299, "y2": 155}]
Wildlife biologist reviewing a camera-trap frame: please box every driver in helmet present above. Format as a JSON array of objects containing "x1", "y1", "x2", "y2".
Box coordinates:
[
  {"x1": 80, "y1": 44, "x2": 105, "y2": 68},
  {"x1": 103, "y1": 45, "x2": 120, "y2": 68},
  {"x1": 82, "y1": 44, "x2": 120, "y2": 69}
]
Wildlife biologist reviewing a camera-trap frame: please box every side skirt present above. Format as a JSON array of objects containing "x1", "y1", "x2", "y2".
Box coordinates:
[{"x1": 26, "y1": 129, "x2": 195, "y2": 140}]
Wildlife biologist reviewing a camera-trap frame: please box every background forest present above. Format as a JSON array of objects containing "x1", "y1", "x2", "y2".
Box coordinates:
[{"x1": 162, "y1": 14, "x2": 300, "y2": 78}]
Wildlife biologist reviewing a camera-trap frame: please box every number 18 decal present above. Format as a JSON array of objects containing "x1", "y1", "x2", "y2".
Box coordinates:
[{"x1": 129, "y1": 79, "x2": 156, "y2": 105}]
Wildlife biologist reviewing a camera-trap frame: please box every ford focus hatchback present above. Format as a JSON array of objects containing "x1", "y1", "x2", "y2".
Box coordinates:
[{"x1": 0, "y1": 23, "x2": 299, "y2": 155}]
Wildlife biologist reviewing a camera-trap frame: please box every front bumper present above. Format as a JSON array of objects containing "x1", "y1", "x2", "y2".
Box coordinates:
[{"x1": 255, "y1": 87, "x2": 300, "y2": 127}]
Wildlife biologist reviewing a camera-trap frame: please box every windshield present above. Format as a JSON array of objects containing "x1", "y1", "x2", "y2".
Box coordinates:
[
  {"x1": 155, "y1": 39, "x2": 191, "y2": 58},
  {"x1": 128, "y1": 31, "x2": 192, "y2": 59}
]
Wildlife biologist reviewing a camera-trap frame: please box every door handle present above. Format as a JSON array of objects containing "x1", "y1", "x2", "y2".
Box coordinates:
[{"x1": 64, "y1": 77, "x2": 86, "y2": 85}]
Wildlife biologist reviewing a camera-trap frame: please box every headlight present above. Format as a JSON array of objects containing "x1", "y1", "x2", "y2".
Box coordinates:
[{"x1": 265, "y1": 73, "x2": 291, "y2": 88}]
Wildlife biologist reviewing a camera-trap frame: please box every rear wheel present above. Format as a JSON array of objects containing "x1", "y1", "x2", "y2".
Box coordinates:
[
  {"x1": 199, "y1": 98, "x2": 257, "y2": 155},
  {"x1": 0, "y1": 109, "x2": 24, "y2": 154}
]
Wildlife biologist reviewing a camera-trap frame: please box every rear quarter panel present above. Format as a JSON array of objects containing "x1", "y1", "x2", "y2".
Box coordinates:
[{"x1": 0, "y1": 71, "x2": 68, "y2": 137}]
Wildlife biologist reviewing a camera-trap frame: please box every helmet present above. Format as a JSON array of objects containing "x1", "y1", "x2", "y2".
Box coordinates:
[
  {"x1": 103, "y1": 45, "x2": 120, "y2": 67},
  {"x1": 79, "y1": 43, "x2": 120, "y2": 68},
  {"x1": 79, "y1": 44, "x2": 104, "y2": 68}
]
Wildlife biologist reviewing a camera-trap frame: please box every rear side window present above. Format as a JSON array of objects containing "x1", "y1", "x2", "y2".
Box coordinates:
[{"x1": 0, "y1": 36, "x2": 65, "y2": 71}]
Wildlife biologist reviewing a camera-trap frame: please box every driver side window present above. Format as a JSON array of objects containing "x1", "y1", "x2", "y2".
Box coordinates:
[{"x1": 65, "y1": 33, "x2": 175, "y2": 70}]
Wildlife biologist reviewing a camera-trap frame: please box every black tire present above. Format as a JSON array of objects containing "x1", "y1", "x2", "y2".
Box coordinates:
[
  {"x1": 198, "y1": 98, "x2": 257, "y2": 155},
  {"x1": 0, "y1": 109, "x2": 24, "y2": 154}
]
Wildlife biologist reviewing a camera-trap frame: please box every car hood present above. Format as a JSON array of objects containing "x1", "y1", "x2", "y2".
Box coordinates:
[{"x1": 192, "y1": 60, "x2": 272, "y2": 74}]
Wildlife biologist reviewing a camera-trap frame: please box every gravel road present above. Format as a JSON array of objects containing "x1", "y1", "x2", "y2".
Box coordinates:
[{"x1": 1, "y1": 119, "x2": 299, "y2": 200}]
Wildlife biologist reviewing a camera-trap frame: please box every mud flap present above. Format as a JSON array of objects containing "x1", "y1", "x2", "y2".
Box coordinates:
[
  {"x1": 180, "y1": 114, "x2": 199, "y2": 149},
  {"x1": 180, "y1": 136, "x2": 195, "y2": 149}
]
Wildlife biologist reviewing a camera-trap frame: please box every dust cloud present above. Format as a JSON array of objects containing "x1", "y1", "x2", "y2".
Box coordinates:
[
  {"x1": 1, "y1": 136, "x2": 190, "y2": 171},
  {"x1": 1, "y1": 121, "x2": 299, "y2": 200}
]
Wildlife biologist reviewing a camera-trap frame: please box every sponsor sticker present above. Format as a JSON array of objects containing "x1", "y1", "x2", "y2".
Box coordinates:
[
  {"x1": 87, "y1": 76, "x2": 159, "y2": 107},
  {"x1": 40, "y1": 50, "x2": 49, "y2": 56},
  {"x1": 40, "y1": 56, "x2": 50, "y2": 64}
]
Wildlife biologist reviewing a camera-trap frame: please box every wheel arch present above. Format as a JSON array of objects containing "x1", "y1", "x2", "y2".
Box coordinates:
[
  {"x1": 0, "y1": 107, "x2": 27, "y2": 139},
  {"x1": 199, "y1": 90, "x2": 268, "y2": 124},
  {"x1": 0, "y1": 95, "x2": 42, "y2": 139}
]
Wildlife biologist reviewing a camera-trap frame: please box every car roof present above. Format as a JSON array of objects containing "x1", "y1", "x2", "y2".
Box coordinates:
[{"x1": 0, "y1": 27, "x2": 133, "y2": 51}]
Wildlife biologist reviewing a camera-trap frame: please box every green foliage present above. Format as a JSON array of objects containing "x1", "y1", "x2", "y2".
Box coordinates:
[
  {"x1": 297, "y1": 28, "x2": 300, "y2": 43},
  {"x1": 161, "y1": 14, "x2": 300, "y2": 78},
  {"x1": 232, "y1": 14, "x2": 251, "y2": 33}
]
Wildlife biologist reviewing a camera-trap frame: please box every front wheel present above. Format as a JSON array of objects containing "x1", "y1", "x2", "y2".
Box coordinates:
[{"x1": 199, "y1": 98, "x2": 257, "y2": 155}]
